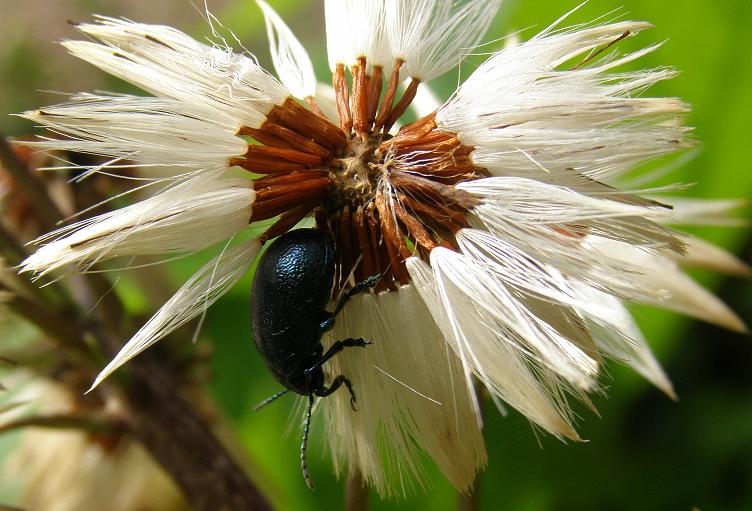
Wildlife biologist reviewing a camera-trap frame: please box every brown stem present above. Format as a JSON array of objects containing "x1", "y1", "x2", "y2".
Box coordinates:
[
  {"x1": 265, "y1": 99, "x2": 348, "y2": 150},
  {"x1": 232, "y1": 157, "x2": 306, "y2": 174},
  {"x1": 245, "y1": 146, "x2": 323, "y2": 165},
  {"x1": 259, "y1": 200, "x2": 319, "y2": 243},
  {"x1": 337, "y1": 207, "x2": 355, "y2": 290},
  {"x1": 383, "y1": 78, "x2": 421, "y2": 133},
  {"x1": 1, "y1": 288, "x2": 95, "y2": 364},
  {"x1": 345, "y1": 469, "x2": 369, "y2": 511},
  {"x1": 333, "y1": 64, "x2": 353, "y2": 133},
  {"x1": 456, "y1": 486, "x2": 481, "y2": 511},
  {"x1": 0, "y1": 224, "x2": 28, "y2": 264},
  {"x1": 0, "y1": 226, "x2": 69, "y2": 307},
  {"x1": 375, "y1": 59, "x2": 404, "y2": 132},
  {"x1": 0, "y1": 413, "x2": 125, "y2": 435},
  {"x1": 125, "y1": 356, "x2": 274, "y2": 511},
  {"x1": 243, "y1": 125, "x2": 330, "y2": 160},
  {"x1": 353, "y1": 206, "x2": 376, "y2": 281},
  {"x1": 0, "y1": 502, "x2": 25, "y2": 511},
  {"x1": 366, "y1": 65, "x2": 384, "y2": 127},
  {"x1": 0, "y1": 135, "x2": 64, "y2": 231},
  {"x1": 392, "y1": 199, "x2": 437, "y2": 251},
  {"x1": 352, "y1": 58, "x2": 369, "y2": 136}
]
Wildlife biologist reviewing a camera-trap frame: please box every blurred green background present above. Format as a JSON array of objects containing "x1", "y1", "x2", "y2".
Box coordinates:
[{"x1": 1, "y1": 0, "x2": 751, "y2": 510}]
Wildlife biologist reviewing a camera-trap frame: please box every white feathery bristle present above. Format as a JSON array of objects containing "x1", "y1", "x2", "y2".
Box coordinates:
[
  {"x1": 88, "y1": 238, "x2": 261, "y2": 391},
  {"x1": 257, "y1": 0, "x2": 317, "y2": 99},
  {"x1": 671, "y1": 235, "x2": 752, "y2": 277},
  {"x1": 463, "y1": 196, "x2": 670, "y2": 308},
  {"x1": 430, "y1": 245, "x2": 599, "y2": 391},
  {"x1": 657, "y1": 197, "x2": 749, "y2": 226},
  {"x1": 584, "y1": 236, "x2": 748, "y2": 333},
  {"x1": 568, "y1": 281, "x2": 676, "y2": 399},
  {"x1": 321, "y1": 285, "x2": 485, "y2": 495},
  {"x1": 386, "y1": 0, "x2": 501, "y2": 82},
  {"x1": 325, "y1": 0, "x2": 390, "y2": 69},
  {"x1": 458, "y1": 176, "x2": 668, "y2": 226},
  {"x1": 21, "y1": 175, "x2": 255, "y2": 277},
  {"x1": 456, "y1": 228, "x2": 616, "y2": 362},
  {"x1": 458, "y1": 176, "x2": 694, "y2": 304},
  {"x1": 455, "y1": 228, "x2": 622, "y2": 327},
  {"x1": 407, "y1": 255, "x2": 582, "y2": 441},
  {"x1": 66, "y1": 17, "x2": 289, "y2": 128},
  {"x1": 457, "y1": 176, "x2": 678, "y2": 251},
  {"x1": 437, "y1": 20, "x2": 689, "y2": 181},
  {"x1": 20, "y1": 93, "x2": 246, "y2": 169}
]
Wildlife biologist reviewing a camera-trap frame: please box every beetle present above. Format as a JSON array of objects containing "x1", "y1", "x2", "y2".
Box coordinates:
[{"x1": 250, "y1": 228, "x2": 380, "y2": 489}]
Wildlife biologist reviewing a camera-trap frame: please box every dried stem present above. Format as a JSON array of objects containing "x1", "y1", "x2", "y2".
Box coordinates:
[
  {"x1": 375, "y1": 59, "x2": 404, "y2": 131},
  {"x1": 0, "y1": 502, "x2": 25, "y2": 511},
  {"x1": 345, "y1": 469, "x2": 369, "y2": 511},
  {"x1": 0, "y1": 135, "x2": 63, "y2": 231},
  {"x1": 383, "y1": 78, "x2": 421, "y2": 133},
  {"x1": 334, "y1": 63, "x2": 353, "y2": 133},
  {"x1": 0, "y1": 224, "x2": 28, "y2": 264},
  {"x1": 0, "y1": 287, "x2": 95, "y2": 364},
  {"x1": 0, "y1": 413, "x2": 125, "y2": 435},
  {"x1": 456, "y1": 480, "x2": 482, "y2": 511},
  {"x1": 125, "y1": 355, "x2": 273, "y2": 511},
  {"x1": 352, "y1": 58, "x2": 369, "y2": 136}
]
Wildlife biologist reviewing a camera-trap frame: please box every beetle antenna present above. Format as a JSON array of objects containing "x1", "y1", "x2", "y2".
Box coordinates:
[
  {"x1": 301, "y1": 394, "x2": 315, "y2": 490},
  {"x1": 252, "y1": 389, "x2": 290, "y2": 411}
]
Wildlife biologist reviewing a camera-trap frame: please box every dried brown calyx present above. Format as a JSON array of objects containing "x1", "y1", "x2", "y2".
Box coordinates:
[{"x1": 232, "y1": 57, "x2": 488, "y2": 294}]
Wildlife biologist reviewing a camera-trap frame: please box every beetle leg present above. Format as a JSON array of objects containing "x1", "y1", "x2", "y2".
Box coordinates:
[
  {"x1": 306, "y1": 338, "x2": 369, "y2": 410},
  {"x1": 319, "y1": 274, "x2": 383, "y2": 332},
  {"x1": 333, "y1": 274, "x2": 382, "y2": 316},
  {"x1": 314, "y1": 375, "x2": 358, "y2": 411},
  {"x1": 305, "y1": 337, "x2": 371, "y2": 375}
]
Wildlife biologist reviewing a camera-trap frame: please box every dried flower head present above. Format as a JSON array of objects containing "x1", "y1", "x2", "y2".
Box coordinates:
[{"x1": 18, "y1": 0, "x2": 747, "y2": 495}]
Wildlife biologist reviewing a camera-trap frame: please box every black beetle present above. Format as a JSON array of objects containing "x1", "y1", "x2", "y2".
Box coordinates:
[{"x1": 250, "y1": 228, "x2": 380, "y2": 489}]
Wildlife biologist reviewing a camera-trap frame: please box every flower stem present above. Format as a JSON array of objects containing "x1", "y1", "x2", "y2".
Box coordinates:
[
  {"x1": 0, "y1": 413, "x2": 125, "y2": 435},
  {"x1": 456, "y1": 480, "x2": 482, "y2": 511},
  {"x1": 125, "y1": 355, "x2": 273, "y2": 511},
  {"x1": 0, "y1": 134, "x2": 63, "y2": 231},
  {"x1": 1, "y1": 287, "x2": 95, "y2": 364},
  {"x1": 345, "y1": 468, "x2": 368, "y2": 511}
]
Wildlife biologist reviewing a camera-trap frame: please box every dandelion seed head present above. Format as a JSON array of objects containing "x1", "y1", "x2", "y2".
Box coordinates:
[{"x1": 16, "y1": 0, "x2": 747, "y2": 495}]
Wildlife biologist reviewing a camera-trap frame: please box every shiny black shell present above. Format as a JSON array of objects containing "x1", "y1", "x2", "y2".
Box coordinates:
[{"x1": 250, "y1": 228, "x2": 335, "y2": 393}]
